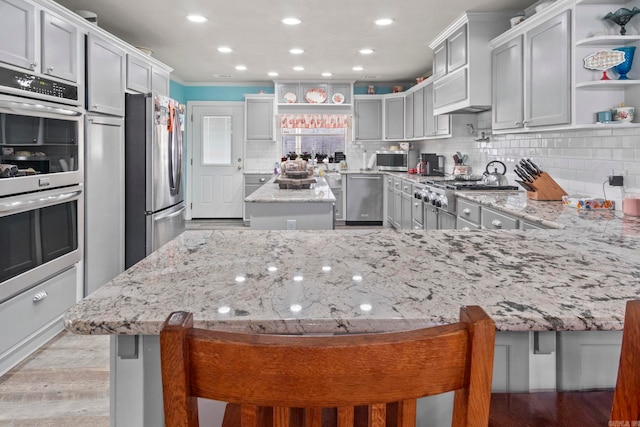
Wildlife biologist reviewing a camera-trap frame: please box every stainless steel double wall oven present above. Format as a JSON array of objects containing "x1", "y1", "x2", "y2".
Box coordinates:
[{"x1": 0, "y1": 66, "x2": 83, "y2": 304}]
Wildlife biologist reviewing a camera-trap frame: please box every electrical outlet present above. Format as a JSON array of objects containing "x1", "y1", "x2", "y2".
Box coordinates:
[
  {"x1": 286, "y1": 219, "x2": 296, "y2": 230},
  {"x1": 608, "y1": 175, "x2": 624, "y2": 186}
]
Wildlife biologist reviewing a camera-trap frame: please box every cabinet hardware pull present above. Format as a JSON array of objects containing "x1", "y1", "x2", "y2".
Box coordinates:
[
  {"x1": 30, "y1": 62, "x2": 37, "y2": 70},
  {"x1": 463, "y1": 208, "x2": 471, "y2": 215},
  {"x1": 414, "y1": 203, "x2": 419, "y2": 207},
  {"x1": 46, "y1": 67, "x2": 54, "y2": 73},
  {"x1": 33, "y1": 291, "x2": 48, "y2": 302},
  {"x1": 514, "y1": 121, "x2": 522, "y2": 127},
  {"x1": 491, "y1": 219, "x2": 502, "y2": 228},
  {"x1": 259, "y1": 178, "x2": 265, "y2": 182},
  {"x1": 523, "y1": 120, "x2": 529, "y2": 126}
]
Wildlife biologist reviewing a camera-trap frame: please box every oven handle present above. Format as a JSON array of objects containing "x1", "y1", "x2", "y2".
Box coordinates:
[
  {"x1": 0, "y1": 100, "x2": 82, "y2": 117},
  {"x1": 0, "y1": 186, "x2": 83, "y2": 215}
]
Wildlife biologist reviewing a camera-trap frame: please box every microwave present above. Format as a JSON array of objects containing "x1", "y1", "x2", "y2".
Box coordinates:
[{"x1": 375, "y1": 150, "x2": 417, "y2": 172}]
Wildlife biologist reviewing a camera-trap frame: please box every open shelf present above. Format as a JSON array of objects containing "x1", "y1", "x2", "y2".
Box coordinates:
[
  {"x1": 576, "y1": 35, "x2": 640, "y2": 46},
  {"x1": 575, "y1": 79, "x2": 640, "y2": 89}
]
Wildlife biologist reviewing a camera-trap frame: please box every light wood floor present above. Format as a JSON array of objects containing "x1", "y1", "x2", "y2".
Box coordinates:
[
  {"x1": 0, "y1": 332, "x2": 110, "y2": 427},
  {"x1": 0, "y1": 220, "x2": 384, "y2": 426}
]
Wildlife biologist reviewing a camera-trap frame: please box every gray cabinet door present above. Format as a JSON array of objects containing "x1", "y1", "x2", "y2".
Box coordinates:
[
  {"x1": 41, "y1": 11, "x2": 78, "y2": 83},
  {"x1": 126, "y1": 55, "x2": 151, "y2": 93},
  {"x1": 413, "y1": 88, "x2": 425, "y2": 138},
  {"x1": 354, "y1": 98, "x2": 382, "y2": 141},
  {"x1": 87, "y1": 34, "x2": 126, "y2": 117},
  {"x1": 526, "y1": 10, "x2": 571, "y2": 128},
  {"x1": 433, "y1": 68, "x2": 468, "y2": 109},
  {"x1": 85, "y1": 115, "x2": 124, "y2": 295},
  {"x1": 384, "y1": 97, "x2": 404, "y2": 140},
  {"x1": 435, "y1": 114, "x2": 451, "y2": 136},
  {"x1": 447, "y1": 24, "x2": 467, "y2": 73},
  {"x1": 424, "y1": 84, "x2": 435, "y2": 136},
  {"x1": 393, "y1": 190, "x2": 402, "y2": 229},
  {"x1": 245, "y1": 97, "x2": 274, "y2": 140},
  {"x1": 432, "y1": 41, "x2": 447, "y2": 79},
  {"x1": 0, "y1": 0, "x2": 36, "y2": 71},
  {"x1": 404, "y1": 93, "x2": 414, "y2": 139},
  {"x1": 151, "y1": 68, "x2": 169, "y2": 96},
  {"x1": 492, "y1": 36, "x2": 524, "y2": 130},
  {"x1": 401, "y1": 192, "x2": 412, "y2": 229}
]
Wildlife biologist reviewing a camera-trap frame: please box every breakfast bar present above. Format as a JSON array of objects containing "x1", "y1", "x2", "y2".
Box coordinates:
[{"x1": 64, "y1": 200, "x2": 640, "y2": 426}]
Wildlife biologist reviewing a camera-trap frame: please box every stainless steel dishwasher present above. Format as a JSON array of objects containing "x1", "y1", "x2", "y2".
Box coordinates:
[{"x1": 345, "y1": 174, "x2": 384, "y2": 225}]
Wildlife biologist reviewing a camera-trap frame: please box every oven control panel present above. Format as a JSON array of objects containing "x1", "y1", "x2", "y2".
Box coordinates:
[{"x1": 0, "y1": 67, "x2": 78, "y2": 102}]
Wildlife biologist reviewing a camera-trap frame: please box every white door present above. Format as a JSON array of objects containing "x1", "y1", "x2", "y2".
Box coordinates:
[{"x1": 190, "y1": 104, "x2": 244, "y2": 218}]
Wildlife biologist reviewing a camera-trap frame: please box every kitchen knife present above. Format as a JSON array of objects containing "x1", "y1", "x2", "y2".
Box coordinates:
[
  {"x1": 526, "y1": 158, "x2": 543, "y2": 175},
  {"x1": 519, "y1": 159, "x2": 538, "y2": 178},
  {"x1": 515, "y1": 179, "x2": 534, "y2": 191},
  {"x1": 515, "y1": 165, "x2": 533, "y2": 183}
]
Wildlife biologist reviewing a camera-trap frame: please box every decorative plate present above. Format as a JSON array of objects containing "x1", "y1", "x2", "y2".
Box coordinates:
[
  {"x1": 583, "y1": 49, "x2": 626, "y2": 71},
  {"x1": 332, "y1": 93, "x2": 345, "y2": 104},
  {"x1": 283, "y1": 92, "x2": 297, "y2": 103},
  {"x1": 305, "y1": 88, "x2": 327, "y2": 103}
]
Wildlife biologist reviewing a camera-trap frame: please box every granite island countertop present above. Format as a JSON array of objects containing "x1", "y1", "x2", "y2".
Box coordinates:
[
  {"x1": 65, "y1": 216, "x2": 640, "y2": 336},
  {"x1": 245, "y1": 175, "x2": 335, "y2": 203}
]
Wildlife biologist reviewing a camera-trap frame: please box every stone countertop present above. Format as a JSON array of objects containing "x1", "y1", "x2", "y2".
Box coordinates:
[
  {"x1": 245, "y1": 176, "x2": 335, "y2": 203},
  {"x1": 64, "y1": 224, "x2": 640, "y2": 336}
]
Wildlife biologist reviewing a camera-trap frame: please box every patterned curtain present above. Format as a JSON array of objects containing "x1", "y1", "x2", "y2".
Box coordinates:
[{"x1": 278, "y1": 114, "x2": 350, "y2": 129}]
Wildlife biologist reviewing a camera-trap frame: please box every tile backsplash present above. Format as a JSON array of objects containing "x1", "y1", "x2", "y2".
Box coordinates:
[{"x1": 245, "y1": 110, "x2": 640, "y2": 210}]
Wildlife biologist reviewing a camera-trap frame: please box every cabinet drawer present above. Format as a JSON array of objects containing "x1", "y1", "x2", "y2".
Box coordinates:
[
  {"x1": 457, "y1": 217, "x2": 480, "y2": 230},
  {"x1": 0, "y1": 267, "x2": 77, "y2": 355},
  {"x1": 433, "y1": 68, "x2": 468, "y2": 109},
  {"x1": 392, "y1": 176, "x2": 403, "y2": 192},
  {"x1": 482, "y1": 208, "x2": 518, "y2": 230},
  {"x1": 401, "y1": 180, "x2": 412, "y2": 195},
  {"x1": 244, "y1": 174, "x2": 272, "y2": 185},
  {"x1": 457, "y1": 199, "x2": 481, "y2": 224}
]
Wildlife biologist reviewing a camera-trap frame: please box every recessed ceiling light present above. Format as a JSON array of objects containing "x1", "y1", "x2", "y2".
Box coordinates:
[
  {"x1": 293, "y1": 66, "x2": 304, "y2": 71},
  {"x1": 289, "y1": 48, "x2": 304, "y2": 55},
  {"x1": 217, "y1": 46, "x2": 233, "y2": 53},
  {"x1": 186, "y1": 14, "x2": 207, "y2": 23},
  {"x1": 281, "y1": 17, "x2": 302, "y2": 25},
  {"x1": 359, "y1": 48, "x2": 374, "y2": 55},
  {"x1": 321, "y1": 72, "x2": 332, "y2": 77},
  {"x1": 268, "y1": 71, "x2": 279, "y2": 77},
  {"x1": 374, "y1": 18, "x2": 394, "y2": 26},
  {"x1": 235, "y1": 65, "x2": 247, "y2": 71},
  {"x1": 352, "y1": 66, "x2": 364, "y2": 71}
]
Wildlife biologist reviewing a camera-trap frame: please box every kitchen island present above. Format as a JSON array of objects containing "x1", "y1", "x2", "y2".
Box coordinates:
[{"x1": 244, "y1": 175, "x2": 336, "y2": 230}]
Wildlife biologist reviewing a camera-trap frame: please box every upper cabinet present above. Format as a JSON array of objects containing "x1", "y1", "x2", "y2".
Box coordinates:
[
  {"x1": 384, "y1": 95, "x2": 405, "y2": 140},
  {"x1": 354, "y1": 96, "x2": 383, "y2": 141},
  {"x1": 491, "y1": 0, "x2": 640, "y2": 133},
  {"x1": 87, "y1": 33, "x2": 126, "y2": 116},
  {"x1": 492, "y1": 10, "x2": 571, "y2": 131},
  {"x1": 126, "y1": 53, "x2": 170, "y2": 96},
  {"x1": 245, "y1": 94, "x2": 275, "y2": 141},
  {"x1": 429, "y1": 11, "x2": 514, "y2": 115},
  {"x1": 0, "y1": 0, "x2": 79, "y2": 83}
]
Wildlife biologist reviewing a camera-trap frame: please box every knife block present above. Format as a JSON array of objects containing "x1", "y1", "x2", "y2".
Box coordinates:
[{"x1": 525, "y1": 172, "x2": 567, "y2": 201}]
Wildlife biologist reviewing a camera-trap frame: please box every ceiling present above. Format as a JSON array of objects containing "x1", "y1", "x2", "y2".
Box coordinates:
[{"x1": 52, "y1": 0, "x2": 537, "y2": 84}]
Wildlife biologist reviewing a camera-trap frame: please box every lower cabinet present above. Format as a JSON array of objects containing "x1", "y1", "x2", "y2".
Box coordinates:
[
  {"x1": 333, "y1": 188, "x2": 344, "y2": 222},
  {"x1": 243, "y1": 174, "x2": 272, "y2": 224},
  {"x1": 457, "y1": 197, "x2": 550, "y2": 230},
  {"x1": 0, "y1": 266, "x2": 77, "y2": 376}
]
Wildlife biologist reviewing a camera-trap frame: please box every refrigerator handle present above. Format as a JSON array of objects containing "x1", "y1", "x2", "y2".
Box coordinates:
[{"x1": 154, "y1": 204, "x2": 186, "y2": 222}]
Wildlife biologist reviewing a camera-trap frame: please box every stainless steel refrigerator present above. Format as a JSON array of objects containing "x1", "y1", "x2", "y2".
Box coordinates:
[{"x1": 125, "y1": 93, "x2": 186, "y2": 269}]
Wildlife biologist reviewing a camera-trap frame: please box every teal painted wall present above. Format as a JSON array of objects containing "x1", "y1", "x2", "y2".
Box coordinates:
[
  {"x1": 170, "y1": 81, "x2": 274, "y2": 102},
  {"x1": 170, "y1": 81, "x2": 409, "y2": 100}
]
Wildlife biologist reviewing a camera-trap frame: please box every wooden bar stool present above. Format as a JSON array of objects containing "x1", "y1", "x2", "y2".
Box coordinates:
[
  {"x1": 489, "y1": 300, "x2": 640, "y2": 426},
  {"x1": 160, "y1": 306, "x2": 496, "y2": 427}
]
